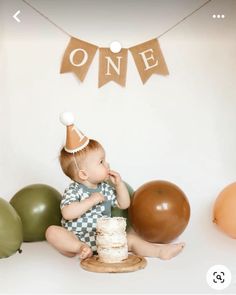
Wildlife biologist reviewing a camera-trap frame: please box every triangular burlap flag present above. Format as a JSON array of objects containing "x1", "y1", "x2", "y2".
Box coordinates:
[
  {"x1": 129, "y1": 39, "x2": 169, "y2": 84},
  {"x1": 98, "y1": 48, "x2": 128, "y2": 88},
  {"x1": 60, "y1": 37, "x2": 98, "y2": 82}
]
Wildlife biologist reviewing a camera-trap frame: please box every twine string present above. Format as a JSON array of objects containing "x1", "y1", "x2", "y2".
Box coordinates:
[
  {"x1": 22, "y1": 0, "x2": 71, "y2": 37},
  {"x1": 157, "y1": 0, "x2": 212, "y2": 38},
  {"x1": 22, "y1": 0, "x2": 212, "y2": 40}
]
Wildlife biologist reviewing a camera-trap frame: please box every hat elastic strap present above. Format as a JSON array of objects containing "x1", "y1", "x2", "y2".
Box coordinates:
[{"x1": 73, "y1": 154, "x2": 80, "y2": 173}]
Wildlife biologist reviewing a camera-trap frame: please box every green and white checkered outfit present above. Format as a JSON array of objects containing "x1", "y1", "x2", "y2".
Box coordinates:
[{"x1": 60, "y1": 181, "x2": 117, "y2": 253}]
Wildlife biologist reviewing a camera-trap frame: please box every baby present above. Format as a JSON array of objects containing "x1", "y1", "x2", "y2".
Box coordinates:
[{"x1": 46, "y1": 112, "x2": 185, "y2": 260}]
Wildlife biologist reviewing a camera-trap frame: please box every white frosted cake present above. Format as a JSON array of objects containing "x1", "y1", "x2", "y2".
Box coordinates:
[{"x1": 96, "y1": 217, "x2": 128, "y2": 263}]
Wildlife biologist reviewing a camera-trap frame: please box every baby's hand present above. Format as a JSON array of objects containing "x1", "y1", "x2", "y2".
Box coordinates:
[
  {"x1": 90, "y1": 192, "x2": 105, "y2": 206},
  {"x1": 108, "y1": 170, "x2": 122, "y2": 187}
]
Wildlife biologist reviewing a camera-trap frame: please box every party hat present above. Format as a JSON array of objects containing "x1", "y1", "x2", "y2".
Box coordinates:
[{"x1": 59, "y1": 112, "x2": 89, "y2": 153}]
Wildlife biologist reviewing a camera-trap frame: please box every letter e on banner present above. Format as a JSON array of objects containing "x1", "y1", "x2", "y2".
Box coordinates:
[
  {"x1": 129, "y1": 39, "x2": 169, "y2": 84},
  {"x1": 60, "y1": 37, "x2": 98, "y2": 82},
  {"x1": 139, "y1": 49, "x2": 158, "y2": 70},
  {"x1": 98, "y1": 48, "x2": 128, "y2": 88}
]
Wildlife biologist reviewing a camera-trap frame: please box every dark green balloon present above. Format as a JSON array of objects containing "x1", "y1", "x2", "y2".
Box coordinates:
[
  {"x1": 111, "y1": 182, "x2": 134, "y2": 228},
  {"x1": 0, "y1": 198, "x2": 23, "y2": 258},
  {"x1": 10, "y1": 184, "x2": 62, "y2": 242}
]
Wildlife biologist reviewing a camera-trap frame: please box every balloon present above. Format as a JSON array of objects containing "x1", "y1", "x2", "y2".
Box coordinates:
[
  {"x1": 0, "y1": 198, "x2": 23, "y2": 258},
  {"x1": 129, "y1": 180, "x2": 190, "y2": 243},
  {"x1": 111, "y1": 182, "x2": 134, "y2": 228},
  {"x1": 213, "y1": 182, "x2": 236, "y2": 238},
  {"x1": 10, "y1": 184, "x2": 62, "y2": 242}
]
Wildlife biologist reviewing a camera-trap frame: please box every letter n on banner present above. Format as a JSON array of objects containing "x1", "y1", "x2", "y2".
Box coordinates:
[
  {"x1": 129, "y1": 39, "x2": 169, "y2": 84},
  {"x1": 60, "y1": 37, "x2": 98, "y2": 82},
  {"x1": 98, "y1": 48, "x2": 128, "y2": 88}
]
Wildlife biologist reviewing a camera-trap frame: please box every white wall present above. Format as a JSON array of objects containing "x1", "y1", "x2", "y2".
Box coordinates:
[{"x1": 1, "y1": 0, "x2": 236, "y2": 265}]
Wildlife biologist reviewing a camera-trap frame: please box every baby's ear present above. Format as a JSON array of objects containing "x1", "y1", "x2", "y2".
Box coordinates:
[{"x1": 78, "y1": 170, "x2": 88, "y2": 180}]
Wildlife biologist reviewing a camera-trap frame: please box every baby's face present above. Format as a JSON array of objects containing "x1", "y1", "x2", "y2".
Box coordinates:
[{"x1": 81, "y1": 147, "x2": 110, "y2": 184}]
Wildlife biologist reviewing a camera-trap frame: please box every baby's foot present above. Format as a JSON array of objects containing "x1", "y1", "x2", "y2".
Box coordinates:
[
  {"x1": 78, "y1": 244, "x2": 93, "y2": 260},
  {"x1": 158, "y1": 242, "x2": 185, "y2": 260}
]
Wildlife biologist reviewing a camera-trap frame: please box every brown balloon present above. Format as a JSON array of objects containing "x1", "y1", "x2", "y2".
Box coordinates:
[
  {"x1": 213, "y1": 182, "x2": 236, "y2": 238},
  {"x1": 129, "y1": 180, "x2": 190, "y2": 243}
]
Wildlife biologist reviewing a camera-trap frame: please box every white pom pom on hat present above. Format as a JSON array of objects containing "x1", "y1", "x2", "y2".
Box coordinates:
[
  {"x1": 60, "y1": 112, "x2": 89, "y2": 153},
  {"x1": 59, "y1": 112, "x2": 75, "y2": 126}
]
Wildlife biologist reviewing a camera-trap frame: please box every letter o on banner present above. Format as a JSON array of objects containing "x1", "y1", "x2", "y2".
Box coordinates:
[{"x1": 69, "y1": 48, "x2": 88, "y2": 67}]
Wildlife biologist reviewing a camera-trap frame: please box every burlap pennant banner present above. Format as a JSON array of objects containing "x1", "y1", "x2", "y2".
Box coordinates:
[
  {"x1": 60, "y1": 37, "x2": 98, "y2": 82},
  {"x1": 129, "y1": 39, "x2": 169, "y2": 84},
  {"x1": 22, "y1": 0, "x2": 212, "y2": 87},
  {"x1": 98, "y1": 48, "x2": 128, "y2": 88},
  {"x1": 60, "y1": 37, "x2": 168, "y2": 87}
]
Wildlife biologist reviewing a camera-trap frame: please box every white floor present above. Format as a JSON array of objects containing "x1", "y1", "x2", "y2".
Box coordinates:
[{"x1": 0, "y1": 233, "x2": 236, "y2": 294}]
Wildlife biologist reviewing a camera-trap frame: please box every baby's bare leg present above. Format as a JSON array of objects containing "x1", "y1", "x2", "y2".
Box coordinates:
[
  {"x1": 45, "y1": 225, "x2": 92, "y2": 259},
  {"x1": 127, "y1": 228, "x2": 185, "y2": 260}
]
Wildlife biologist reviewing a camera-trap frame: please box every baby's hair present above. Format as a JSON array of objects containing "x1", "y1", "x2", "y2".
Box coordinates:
[{"x1": 59, "y1": 139, "x2": 102, "y2": 180}]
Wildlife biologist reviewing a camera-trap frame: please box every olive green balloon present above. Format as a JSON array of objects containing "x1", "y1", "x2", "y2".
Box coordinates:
[
  {"x1": 111, "y1": 182, "x2": 134, "y2": 228},
  {"x1": 10, "y1": 184, "x2": 62, "y2": 242},
  {"x1": 0, "y1": 198, "x2": 23, "y2": 258}
]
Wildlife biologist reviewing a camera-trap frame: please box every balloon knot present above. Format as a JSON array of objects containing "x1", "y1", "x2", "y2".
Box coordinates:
[{"x1": 18, "y1": 248, "x2": 23, "y2": 254}]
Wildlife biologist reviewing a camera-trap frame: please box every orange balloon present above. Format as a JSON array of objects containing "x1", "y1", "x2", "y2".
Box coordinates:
[
  {"x1": 129, "y1": 180, "x2": 190, "y2": 243},
  {"x1": 213, "y1": 182, "x2": 236, "y2": 238}
]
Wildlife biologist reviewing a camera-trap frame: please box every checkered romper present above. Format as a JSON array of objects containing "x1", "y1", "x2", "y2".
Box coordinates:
[{"x1": 60, "y1": 181, "x2": 117, "y2": 252}]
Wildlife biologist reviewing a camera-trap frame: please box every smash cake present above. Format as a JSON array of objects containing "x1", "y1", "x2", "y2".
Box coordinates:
[{"x1": 96, "y1": 217, "x2": 128, "y2": 263}]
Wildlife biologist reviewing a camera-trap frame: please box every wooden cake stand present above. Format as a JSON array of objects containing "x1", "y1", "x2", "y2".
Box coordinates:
[{"x1": 80, "y1": 254, "x2": 147, "y2": 273}]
